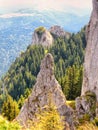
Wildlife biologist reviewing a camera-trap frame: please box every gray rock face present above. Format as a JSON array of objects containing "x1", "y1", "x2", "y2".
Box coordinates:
[
  {"x1": 16, "y1": 53, "x2": 75, "y2": 130},
  {"x1": 76, "y1": 0, "x2": 98, "y2": 119},
  {"x1": 76, "y1": 91, "x2": 96, "y2": 119},
  {"x1": 32, "y1": 27, "x2": 53, "y2": 47},
  {"x1": 81, "y1": 0, "x2": 98, "y2": 101},
  {"x1": 49, "y1": 25, "x2": 70, "y2": 38}
]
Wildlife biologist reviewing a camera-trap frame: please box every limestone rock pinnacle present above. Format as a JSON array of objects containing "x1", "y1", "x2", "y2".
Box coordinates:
[
  {"x1": 75, "y1": 0, "x2": 98, "y2": 119},
  {"x1": 16, "y1": 53, "x2": 75, "y2": 130},
  {"x1": 82, "y1": 0, "x2": 98, "y2": 101}
]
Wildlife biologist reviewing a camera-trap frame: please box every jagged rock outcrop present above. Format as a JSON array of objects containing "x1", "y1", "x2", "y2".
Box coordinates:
[
  {"x1": 76, "y1": 0, "x2": 98, "y2": 118},
  {"x1": 76, "y1": 91, "x2": 96, "y2": 119},
  {"x1": 32, "y1": 27, "x2": 53, "y2": 47},
  {"x1": 49, "y1": 25, "x2": 70, "y2": 38},
  {"x1": 16, "y1": 53, "x2": 75, "y2": 130}
]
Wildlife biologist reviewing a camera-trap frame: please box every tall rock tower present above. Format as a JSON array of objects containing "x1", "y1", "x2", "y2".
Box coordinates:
[
  {"x1": 82, "y1": 0, "x2": 98, "y2": 101},
  {"x1": 16, "y1": 53, "x2": 75, "y2": 130},
  {"x1": 76, "y1": 0, "x2": 98, "y2": 119}
]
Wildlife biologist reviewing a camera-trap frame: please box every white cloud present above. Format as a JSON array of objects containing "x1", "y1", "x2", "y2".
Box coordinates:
[
  {"x1": 0, "y1": 13, "x2": 35, "y2": 18},
  {"x1": 0, "y1": 0, "x2": 92, "y2": 14}
]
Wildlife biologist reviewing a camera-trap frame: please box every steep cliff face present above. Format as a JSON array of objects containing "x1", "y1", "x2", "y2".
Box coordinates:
[
  {"x1": 75, "y1": 0, "x2": 98, "y2": 119},
  {"x1": 16, "y1": 53, "x2": 75, "y2": 130},
  {"x1": 82, "y1": 0, "x2": 98, "y2": 101},
  {"x1": 32, "y1": 27, "x2": 53, "y2": 47}
]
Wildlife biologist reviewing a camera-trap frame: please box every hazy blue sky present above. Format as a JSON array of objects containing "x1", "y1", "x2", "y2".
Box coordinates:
[{"x1": 0, "y1": 0, "x2": 92, "y2": 15}]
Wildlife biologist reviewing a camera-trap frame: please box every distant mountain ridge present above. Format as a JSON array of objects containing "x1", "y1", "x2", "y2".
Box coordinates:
[
  {"x1": 0, "y1": 9, "x2": 90, "y2": 32},
  {"x1": 0, "y1": 9, "x2": 89, "y2": 77}
]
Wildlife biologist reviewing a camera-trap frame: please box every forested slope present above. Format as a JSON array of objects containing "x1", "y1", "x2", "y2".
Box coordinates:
[{"x1": 0, "y1": 27, "x2": 86, "y2": 102}]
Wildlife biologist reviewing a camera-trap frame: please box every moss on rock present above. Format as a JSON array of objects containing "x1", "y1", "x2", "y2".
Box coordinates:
[
  {"x1": 35, "y1": 26, "x2": 46, "y2": 39},
  {"x1": 35, "y1": 26, "x2": 46, "y2": 34},
  {"x1": 85, "y1": 91, "x2": 96, "y2": 100},
  {"x1": 85, "y1": 91, "x2": 96, "y2": 116}
]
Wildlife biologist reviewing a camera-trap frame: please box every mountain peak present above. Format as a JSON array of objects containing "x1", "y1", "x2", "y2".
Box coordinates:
[{"x1": 32, "y1": 26, "x2": 53, "y2": 47}]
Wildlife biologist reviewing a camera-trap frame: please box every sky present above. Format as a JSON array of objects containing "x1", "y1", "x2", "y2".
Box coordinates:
[{"x1": 0, "y1": 0, "x2": 92, "y2": 15}]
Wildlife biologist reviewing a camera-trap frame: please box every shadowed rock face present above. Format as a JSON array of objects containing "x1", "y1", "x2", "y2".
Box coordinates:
[
  {"x1": 16, "y1": 53, "x2": 75, "y2": 130},
  {"x1": 81, "y1": 0, "x2": 98, "y2": 101}
]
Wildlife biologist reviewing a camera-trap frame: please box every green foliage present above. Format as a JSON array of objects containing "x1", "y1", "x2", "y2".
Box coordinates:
[
  {"x1": 0, "y1": 27, "x2": 86, "y2": 101},
  {"x1": 66, "y1": 100, "x2": 76, "y2": 110},
  {"x1": 0, "y1": 116, "x2": 21, "y2": 130},
  {"x1": 18, "y1": 88, "x2": 31, "y2": 109},
  {"x1": 0, "y1": 94, "x2": 7, "y2": 113},
  {"x1": 35, "y1": 26, "x2": 46, "y2": 39},
  {"x1": 0, "y1": 45, "x2": 44, "y2": 100},
  {"x1": 61, "y1": 65, "x2": 83, "y2": 100},
  {"x1": 49, "y1": 27, "x2": 85, "y2": 81},
  {"x1": 18, "y1": 95, "x2": 25, "y2": 109},
  {"x1": 2, "y1": 95, "x2": 19, "y2": 121},
  {"x1": 31, "y1": 104, "x2": 64, "y2": 130},
  {"x1": 92, "y1": 117, "x2": 98, "y2": 126},
  {"x1": 35, "y1": 26, "x2": 46, "y2": 34},
  {"x1": 77, "y1": 122, "x2": 98, "y2": 130},
  {"x1": 24, "y1": 88, "x2": 31, "y2": 99},
  {"x1": 79, "y1": 114, "x2": 91, "y2": 124}
]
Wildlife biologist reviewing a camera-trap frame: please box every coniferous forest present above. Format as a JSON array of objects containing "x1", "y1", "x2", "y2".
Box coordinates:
[
  {"x1": 0, "y1": 24, "x2": 98, "y2": 129},
  {"x1": 0, "y1": 27, "x2": 86, "y2": 112},
  {"x1": 1, "y1": 0, "x2": 98, "y2": 129}
]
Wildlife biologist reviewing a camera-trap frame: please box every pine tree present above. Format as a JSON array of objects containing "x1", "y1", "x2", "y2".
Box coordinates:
[
  {"x1": 31, "y1": 104, "x2": 65, "y2": 130},
  {"x1": 2, "y1": 95, "x2": 19, "y2": 121},
  {"x1": 62, "y1": 65, "x2": 83, "y2": 100},
  {"x1": 18, "y1": 95, "x2": 25, "y2": 109}
]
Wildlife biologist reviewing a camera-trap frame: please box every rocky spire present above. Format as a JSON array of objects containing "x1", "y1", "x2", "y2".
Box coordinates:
[
  {"x1": 81, "y1": 0, "x2": 98, "y2": 101},
  {"x1": 16, "y1": 53, "x2": 75, "y2": 130},
  {"x1": 75, "y1": 0, "x2": 98, "y2": 119}
]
